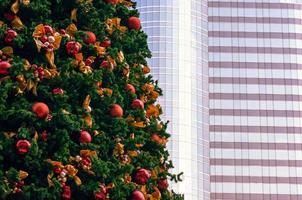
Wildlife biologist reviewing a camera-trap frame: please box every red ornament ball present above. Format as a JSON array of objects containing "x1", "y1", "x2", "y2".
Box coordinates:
[
  {"x1": 54, "y1": 167, "x2": 62, "y2": 174},
  {"x1": 4, "y1": 13, "x2": 16, "y2": 21},
  {"x1": 125, "y1": 84, "x2": 136, "y2": 94},
  {"x1": 60, "y1": 29, "x2": 66, "y2": 35},
  {"x1": 158, "y1": 178, "x2": 169, "y2": 190},
  {"x1": 134, "y1": 168, "x2": 151, "y2": 185},
  {"x1": 32, "y1": 102, "x2": 49, "y2": 119},
  {"x1": 44, "y1": 25, "x2": 54, "y2": 34},
  {"x1": 100, "y1": 39, "x2": 111, "y2": 48},
  {"x1": 40, "y1": 35, "x2": 48, "y2": 43},
  {"x1": 104, "y1": 0, "x2": 119, "y2": 5},
  {"x1": 95, "y1": 192, "x2": 106, "y2": 199},
  {"x1": 0, "y1": 61, "x2": 11, "y2": 75},
  {"x1": 131, "y1": 190, "x2": 145, "y2": 200},
  {"x1": 16, "y1": 140, "x2": 31, "y2": 154},
  {"x1": 110, "y1": 104, "x2": 123, "y2": 118},
  {"x1": 52, "y1": 88, "x2": 64, "y2": 95},
  {"x1": 100, "y1": 60, "x2": 110, "y2": 69},
  {"x1": 85, "y1": 58, "x2": 93, "y2": 66},
  {"x1": 128, "y1": 17, "x2": 141, "y2": 30},
  {"x1": 80, "y1": 130, "x2": 92, "y2": 143},
  {"x1": 84, "y1": 31, "x2": 97, "y2": 44},
  {"x1": 5, "y1": 29, "x2": 17, "y2": 44},
  {"x1": 66, "y1": 41, "x2": 81, "y2": 55},
  {"x1": 95, "y1": 184, "x2": 107, "y2": 199},
  {"x1": 62, "y1": 185, "x2": 71, "y2": 199},
  {"x1": 131, "y1": 99, "x2": 144, "y2": 109},
  {"x1": 41, "y1": 131, "x2": 48, "y2": 141}
]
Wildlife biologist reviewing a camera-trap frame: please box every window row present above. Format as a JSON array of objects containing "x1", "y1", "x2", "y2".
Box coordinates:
[
  {"x1": 209, "y1": 37, "x2": 302, "y2": 48},
  {"x1": 209, "y1": 7, "x2": 302, "y2": 18},
  {"x1": 209, "y1": 83, "x2": 302, "y2": 95},
  {"x1": 211, "y1": 165, "x2": 302, "y2": 177},
  {"x1": 211, "y1": 182, "x2": 302, "y2": 194},
  {"x1": 210, "y1": 132, "x2": 302, "y2": 144},
  {"x1": 210, "y1": 115, "x2": 302, "y2": 126},
  {"x1": 209, "y1": 53, "x2": 302, "y2": 63},
  {"x1": 211, "y1": 149, "x2": 302, "y2": 160},
  {"x1": 210, "y1": 99, "x2": 302, "y2": 110},
  {"x1": 209, "y1": 68, "x2": 302, "y2": 79},
  {"x1": 209, "y1": 22, "x2": 302, "y2": 32}
]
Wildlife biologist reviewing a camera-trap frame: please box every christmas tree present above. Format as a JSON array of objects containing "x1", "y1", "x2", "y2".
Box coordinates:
[{"x1": 0, "y1": 0, "x2": 183, "y2": 199}]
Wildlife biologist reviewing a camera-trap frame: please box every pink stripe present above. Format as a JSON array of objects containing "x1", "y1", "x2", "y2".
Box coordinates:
[
  {"x1": 211, "y1": 175, "x2": 302, "y2": 184},
  {"x1": 211, "y1": 193, "x2": 302, "y2": 200},
  {"x1": 208, "y1": 2, "x2": 302, "y2": 10},
  {"x1": 209, "y1": 16, "x2": 302, "y2": 24},
  {"x1": 209, "y1": 77, "x2": 302, "y2": 85},
  {"x1": 210, "y1": 159, "x2": 302, "y2": 167},
  {"x1": 209, "y1": 46, "x2": 302, "y2": 54},
  {"x1": 209, "y1": 93, "x2": 302, "y2": 101},
  {"x1": 210, "y1": 109, "x2": 302, "y2": 117},
  {"x1": 210, "y1": 125, "x2": 302, "y2": 133},
  {"x1": 209, "y1": 61, "x2": 302, "y2": 69},
  {"x1": 210, "y1": 142, "x2": 302, "y2": 150},
  {"x1": 209, "y1": 31, "x2": 302, "y2": 39}
]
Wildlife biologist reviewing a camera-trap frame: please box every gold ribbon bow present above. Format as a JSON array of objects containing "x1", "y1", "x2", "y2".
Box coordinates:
[
  {"x1": 94, "y1": 42, "x2": 106, "y2": 56},
  {"x1": 97, "y1": 88, "x2": 113, "y2": 97},
  {"x1": 18, "y1": 170, "x2": 29, "y2": 180},
  {"x1": 33, "y1": 24, "x2": 62, "y2": 68},
  {"x1": 11, "y1": 0, "x2": 30, "y2": 14},
  {"x1": 125, "y1": 115, "x2": 146, "y2": 128},
  {"x1": 16, "y1": 75, "x2": 37, "y2": 95},
  {"x1": 119, "y1": 0, "x2": 134, "y2": 7},
  {"x1": 146, "y1": 104, "x2": 161, "y2": 118},
  {"x1": 66, "y1": 23, "x2": 78, "y2": 38},
  {"x1": 10, "y1": 0, "x2": 29, "y2": 29},
  {"x1": 72, "y1": 53, "x2": 93, "y2": 74},
  {"x1": 141, "y1": 83, "x2": 159, "y2": 101},
  {"x1": 105, "y1": 18, "x2": 127, "y2": 34},
  {"x1": 141, "y1": 186, "x2": 161, "y2": 200},
  {"x1": 82, "y1": 95, "x2": 93, "y2": 127},
  {"x1": 80, "y1": 150, "x2": 97, "y2": 158},
  {"x1": 47, "y1": 160, "x2": 82, "y2": 186},
  {"x1": 114, "y1": 143, "x2": 124, "y2": 156}
]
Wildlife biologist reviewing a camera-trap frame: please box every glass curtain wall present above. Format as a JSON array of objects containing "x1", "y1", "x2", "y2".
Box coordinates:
[{"x1": 137, "y1": 1, "x2": 209, "y2": 200}]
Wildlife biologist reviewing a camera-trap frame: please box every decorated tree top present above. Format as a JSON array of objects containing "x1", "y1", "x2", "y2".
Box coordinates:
[{"x1": 0, "y1": 0, "x2": 183, "y2": 199}]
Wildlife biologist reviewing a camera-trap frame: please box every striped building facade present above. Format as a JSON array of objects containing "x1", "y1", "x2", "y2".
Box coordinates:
[
  {"x1": 138, "y1": 0, "x2": 302, "y2": 200},
  {"x1": 209, "y1": 0, "x2": 302, "y2": 199},
  {"x1": 137, "y1": 1, "x2": 209, "y2": 200}
]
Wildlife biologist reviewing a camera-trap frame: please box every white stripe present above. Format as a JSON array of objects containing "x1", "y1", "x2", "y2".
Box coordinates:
[
  {"x1": 209, "y1": 0, "x2": 302, "y2": 3},
  {"x1": 209, "y1": 83, "x2": 302, "y2": 95},
  {"x1": 209, "y1": 22, "x2": 302, "y2": 32},
  {"x1": 209, "y1": 53, "x2": 302, "y2": 63},
  {"x1": 209, "y1": 8, "x2": 302, "y2": 18},
  {"x1": 176, "y1": 1, "x2": 197, "y2": 200},
  {"x1": 211, "y1": 182, "x2": 302, "y2": 194},
  {"x1": 210, "y1": 100, "x2": 302, "y2": 111},
  {"x1": 211, "y1": 149, "x2": 302, "y2": 160},
  {"x1": 210, "y1": 115, "x2": 302, "y2": 126},
  {"x1": 211, "y1": 166, "x2": 302, "y2": 177},
  {"x1": 209, "y1": 68, "x2": 302, "y2": 79},
  {"x1": 210, "y1": 132, "x2": 302, "y2": 143},
  {"x1": 209, "y1": 37, "x2": 302, "y2": 48}
]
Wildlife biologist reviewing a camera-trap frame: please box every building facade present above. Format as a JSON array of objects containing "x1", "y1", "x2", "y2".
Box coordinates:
[
  {"x1": 136, "y1": 1, "x2": 209, "y2": 200},
  {"x1": 138, "y1": 0, "x2": 302, "y2": 200},
  {"x1": 209, "y1": 0, "x2": 302, "y2": 199}
]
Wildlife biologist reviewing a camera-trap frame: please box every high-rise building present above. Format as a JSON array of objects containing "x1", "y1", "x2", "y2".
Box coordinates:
[
  {"x1": 209, "y1": 1, "x2": 302, "y2": 199},
  {"x1": 138, "y1": 0, "x2": 302, "y2": 200},
  {"x1": 136, "y1": 1, "x2": 209, "y2": 200}
]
